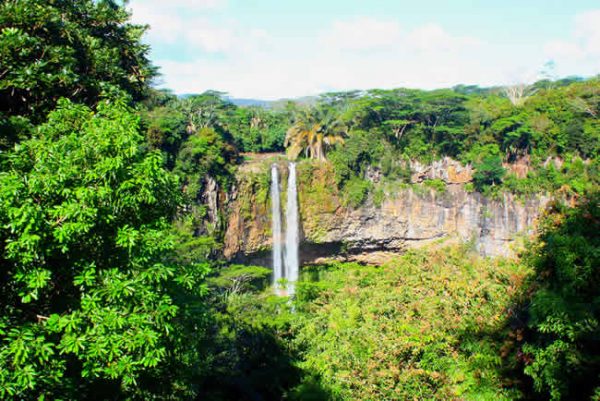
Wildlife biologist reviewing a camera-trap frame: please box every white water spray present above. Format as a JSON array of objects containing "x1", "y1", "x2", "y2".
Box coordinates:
[
  {"x1": 271, "y1": 164, "x2": 283, "y2": 291},
  {"x1": 284, "y1": 162, "x2": 299, "y2": 295}
]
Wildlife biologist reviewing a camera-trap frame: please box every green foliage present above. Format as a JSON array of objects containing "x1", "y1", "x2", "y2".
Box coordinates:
[
  {"x1": 340, "y1": 176, "x2": 373, "y2": 208},
  {"x1": 328, "y1": 129, "x2": 382, "y2": 186},
  {"x1": 208, "y1": 265, "x2": 271, "y2": 294},
  {"x1": 501, "y1": 156, "x2": 599, "y2": 197},
  {"x1": 289, "y1": 78, "x2": 598, "y2": 198},
  {"x1": 284, "y1": 106, "x2": 347, "y2": 160},
  {"x1": 289, "y1": 248, "x2": 530, "y2": 400},
  {"x1": 140, "y1": 96, "x2": 188, "y2": 169},
  {"x1": 0, "y1": 99, "x2": 209, "y2": 399},
  {"x1": 473, "y1": 155, "x2": 506, "y2": 192},
  {"x1": 175, "y1": 127, "x2": 237, "y2": 196},
  {"x1": 172, "y1": 210, "x2": 220, "y2": 264},
  {"x1": 519, "y1": 194, "x2": 600, "y2": 400},
  {"x1": 0, "y1": 0, "x2": 154, "y2": 149},
  {"x1": 228, "y1": 106, "x2": 289, "y2": 152},
  {"x1": 196, "y1": 265, "x2": 304, "y2": 401},
  {"x1": 423, "y1": 178, "x2": 447, "y2": 193}
]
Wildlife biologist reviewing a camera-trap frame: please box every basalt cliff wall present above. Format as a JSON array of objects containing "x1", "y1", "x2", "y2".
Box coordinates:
[{"x1": 223, "y1": 158, "x2": 549, "y2": 265}]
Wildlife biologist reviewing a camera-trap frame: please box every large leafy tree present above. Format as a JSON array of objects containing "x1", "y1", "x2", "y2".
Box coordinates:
[
  {"x1": 519, "y1": 194, "x2": 600, "y2": 401},
  {"x1": 0, "y1": 99, "x2": 209, "y2": 399},
  {"x1": 139, "y1": 90, "x2": 189, "y2": 169},
  {"x1": 175, "y1": 127, "x2": 237, "y2": 199},
  {"x1": 181, "y1": 91, "x2": 235, "y2": 136},
  {"x1": 227, "y1": 106, "x2": 289, "y2": 152},
  {"x1": 472, "y1": 155, "x2": 506, "y2": 191},
  {"x1": 0, "y1": 0, "x2": 154, "y2": 149}
]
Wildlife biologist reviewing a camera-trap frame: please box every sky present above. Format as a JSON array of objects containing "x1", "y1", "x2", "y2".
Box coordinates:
[{"x1": 127, "y1": 0, "x2": 600, "y2": 100}]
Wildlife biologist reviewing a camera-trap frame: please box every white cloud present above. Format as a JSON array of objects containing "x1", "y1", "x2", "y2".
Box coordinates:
[
  {"x1": 128, "y1": 0, "x2": 239, "y2": 53},
  {"x1": 153, "y1": 19, "x2": 492, "y2": 99},
  {"x1": 320, "y1": 18, "x2": 481, "y2": 55},
  {"x1": 128, "y1": 2, "x2": 182, "y2": 43},
  {"x1": 129, "y1": 0, "x2": 225, "y2": 14},
  {"x1": 544, "y1": 9, "x2": 600, "y2": 76},
  {"x1": 407, "y1": 23, "x2": 482, "y2": 53},
  {"x1": 183, "y1": 22, "x2": 236, "y2": 53},
  {"x1": 544, "y1": 40, "x2": 585, "y2": 59},
  {"x1": 574, "y1": 9, "x2": 600, "y2": 55},
  {"x1": 135, "y1": 10, "x2": 600, "y2": 99},
  {"x1": 322, "y1": 17, "x2": 402, "y2": 51}
]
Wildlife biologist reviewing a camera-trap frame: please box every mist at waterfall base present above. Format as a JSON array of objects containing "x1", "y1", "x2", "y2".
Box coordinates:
[{"x1": 271, "y1": 162, "x2": 299, "y2": 296}]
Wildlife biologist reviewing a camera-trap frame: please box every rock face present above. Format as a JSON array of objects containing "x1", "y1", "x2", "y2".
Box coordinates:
[
  {"x1": 223, "y1": 160, "x2": 550, "y2": 266},
  {"x1": 410, "y1": 157, "x2": 474, "y2": 184}
]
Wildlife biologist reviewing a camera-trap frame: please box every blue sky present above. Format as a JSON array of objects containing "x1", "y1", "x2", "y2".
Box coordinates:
[{"x1": 128, "y1": 0, "x2": 600, "y2": 99}]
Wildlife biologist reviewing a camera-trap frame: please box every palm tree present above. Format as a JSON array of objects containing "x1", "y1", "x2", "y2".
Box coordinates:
[{"x1": 284, "y1": 108, "x2": 346, "y2": 160}]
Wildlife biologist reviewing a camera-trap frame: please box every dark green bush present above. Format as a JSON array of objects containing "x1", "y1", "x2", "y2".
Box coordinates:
[
  {"x1": 473, "y1": 155, "x2": 506, "y2": 191},
  {"x1": 520, "y1": 193, "x2": 600, "y2": 401}
]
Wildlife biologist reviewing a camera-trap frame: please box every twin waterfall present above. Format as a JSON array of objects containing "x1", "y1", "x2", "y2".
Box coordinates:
[{"x1": 271, "y1": 162, "x2": 299, "y2": 296}]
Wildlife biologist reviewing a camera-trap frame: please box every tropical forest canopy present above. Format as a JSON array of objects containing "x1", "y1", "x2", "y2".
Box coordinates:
[{"x1": 0, "y1": 1, "x2": 598, "y2": 400}]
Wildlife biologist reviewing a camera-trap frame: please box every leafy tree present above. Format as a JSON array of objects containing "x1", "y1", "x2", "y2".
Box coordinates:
[
  {"x1": 489, "y1": 113, "x2": 536, "y2": 160},
  {"x1": 175, "y1": 127, "x2": 237, "y2": 198},
  {"x1": 520, "y1": 194, "x2": 600, "y2": 400},
  {"x1": 181, "y1": 91, "x2": 235, "y2": 136},
  {"x1": 0, "y1": 0, "x2": 154, "y2": 149},
  {"x1": 140, "y1": 101, "x2": 188, "y2": 169},
  {"x1": 473, "y1": 155, "x2": 505, "y2": 191},
  {"x1": 328, "y1": 129, "x2": 382, "y2": 186},
  {"x1": 173, "y1": 127, "x2": 237, "y2": 250},
  {"x1": 289, "y1": 246, "x2": 529, "y2": 400},
  {"x1": 0, "y1": 99, "x2": 209, "y2": 399},
  {"x1": 228, "y1": 106, "x2": 288, "y2": 152}
]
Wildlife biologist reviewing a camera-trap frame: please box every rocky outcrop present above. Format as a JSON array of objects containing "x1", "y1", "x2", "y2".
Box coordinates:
[
  {"x1": 223, "y1": 160, "x2": 550, "y2": 266},
  {"x1": 410, "y1": 157, "x2": 474, "y2": 184},
  {"x1": 202, "y1": 175, "x2": 219, "y2": 229}
]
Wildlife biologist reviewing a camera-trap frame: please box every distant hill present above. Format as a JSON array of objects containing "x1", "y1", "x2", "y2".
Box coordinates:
[
  {"x1": 228, "y1": 96, "x2": 319, "y2": 109},
  {"x1": 178, "y1": 93, "x2": 318, "y2": 109},
  {"x1": 228, "y1": 98, "x2": 272, "y2": 107}
]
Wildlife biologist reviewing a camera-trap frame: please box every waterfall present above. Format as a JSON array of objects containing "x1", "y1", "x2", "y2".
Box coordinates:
[
  {"x1": 271, "y1": 164, "x2": 283, "y2": 290},
  {"x1": 270, "y1": 162, "x2": 300, "y2": 296},
  {"x1": 284, "y1": 162, "x2": 299, "y2": 295}
]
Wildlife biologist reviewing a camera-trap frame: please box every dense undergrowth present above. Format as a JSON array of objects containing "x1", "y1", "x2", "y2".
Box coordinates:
[
  {"x1": 292, "y1": 248, "x2": 527, "y2": 400},
  {"x1": 215, "y1": 245, "x2": 530, "y2": 400}
]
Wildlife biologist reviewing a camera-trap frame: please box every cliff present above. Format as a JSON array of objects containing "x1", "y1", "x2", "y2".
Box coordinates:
[{"x1": 223, "y1": 158, "x2": 550, "y2": 265}]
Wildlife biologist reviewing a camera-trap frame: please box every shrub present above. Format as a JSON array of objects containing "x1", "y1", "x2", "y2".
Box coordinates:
[
  {"x1": 341, "y1": 176, "x2": 373, "y2": 208},
  {"x1": 423, "y1": 178, "x2": 447, "y2": 193},
  {"x1": 473, "y1": 155, "x2": 506, "y2": 191}
]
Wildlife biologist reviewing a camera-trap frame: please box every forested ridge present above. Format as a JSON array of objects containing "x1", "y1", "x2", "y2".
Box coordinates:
[{"x1": 0, "y1": 1, "x2": 598, "y2": 400}]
